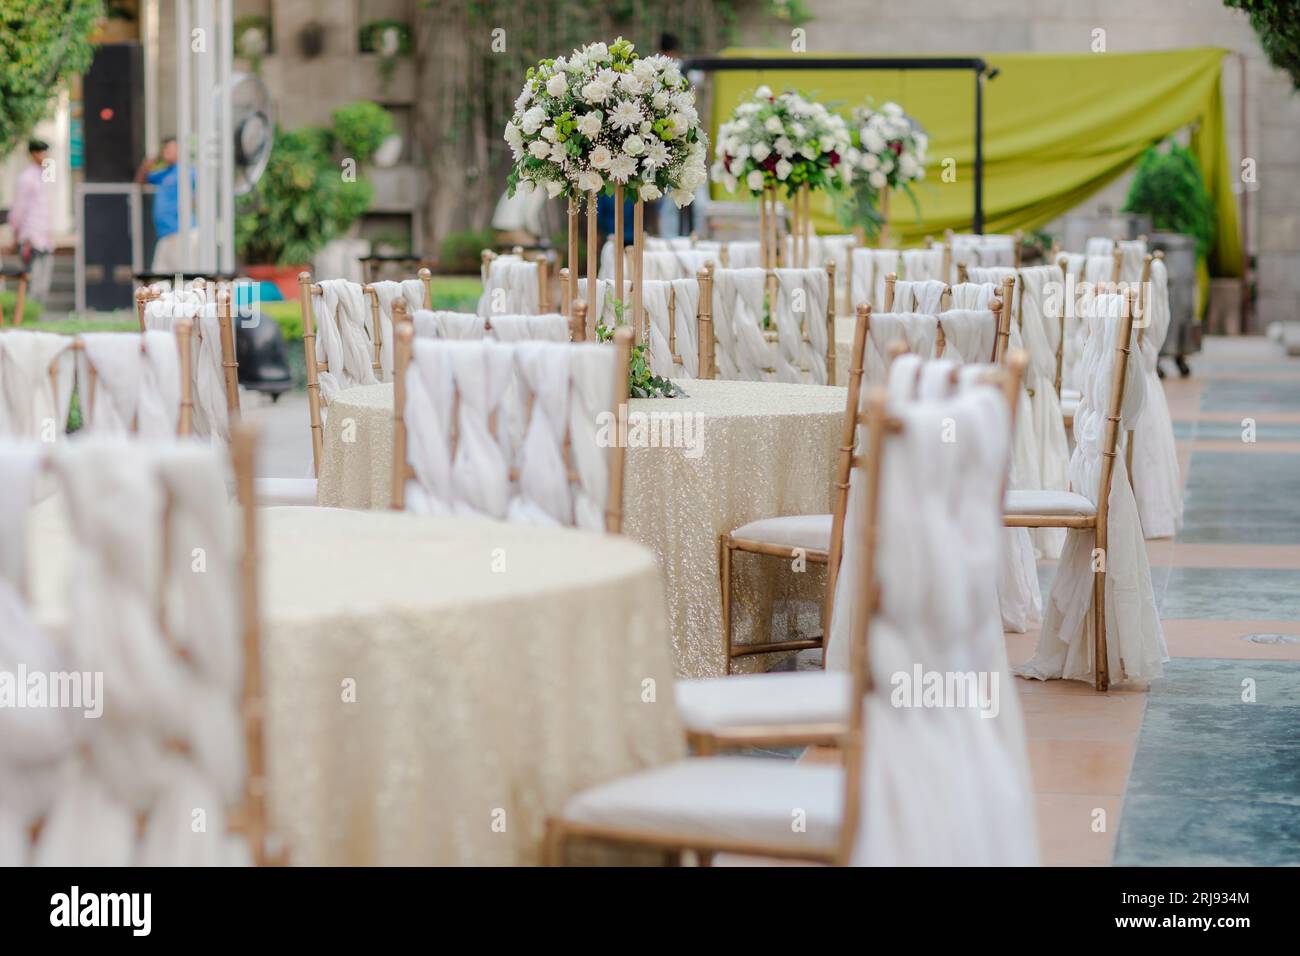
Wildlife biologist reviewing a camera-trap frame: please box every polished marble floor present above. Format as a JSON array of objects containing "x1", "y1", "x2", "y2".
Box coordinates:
[{"x1": 1010, "y1": 336, "x2": 1300, "y2": 866}]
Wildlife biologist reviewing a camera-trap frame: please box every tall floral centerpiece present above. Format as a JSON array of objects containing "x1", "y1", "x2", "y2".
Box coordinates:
[
  {"x1": 504, "y1": 38, "x2": 707, "y2": 342},
  {"x1": 835, "y1": 101, "x2": 928, "y2": 246},
  {"x1": 710, "y1": 87, "x2": 851, "y2": 268}
]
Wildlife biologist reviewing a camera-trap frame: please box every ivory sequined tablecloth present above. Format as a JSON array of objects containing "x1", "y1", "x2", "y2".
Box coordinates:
[
  {"x1": 317, "y1": 378, "x2": 847, "y2": 677},
  {"x1": 30, "y1": 504, "x2": 683, "y2": 866}
]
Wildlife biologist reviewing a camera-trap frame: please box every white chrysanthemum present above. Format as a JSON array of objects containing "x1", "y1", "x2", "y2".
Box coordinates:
[
  {"x1": 504, "y1": 122, "x2": 522, "y2": 149},
  {"x1": 514, "y1": 87, "x2": 532, "y2": 111},
  {"x1": 608, "y1": 153, "x2": 636, "y2": 182},
  {"x1": 861, "y1": 127, "x2": 885, "y2": 153},
  {"x1": 609, "y1": 99, "x2": 643, "y2": 131},
  {"x1": 764, "y1": 115, "x2": 783, "y2": 135},
  {"x1": 643, "y1": 140, "x2": 670, "y2": 169}
]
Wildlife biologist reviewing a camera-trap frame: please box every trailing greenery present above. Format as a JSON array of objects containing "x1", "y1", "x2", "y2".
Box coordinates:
[
  {"x1": 236, "y1": 103, "x2": 393, "y2": 265},
  {"x1": 596, "y1": 300, "x2": 681, "y2": 399},
  {"x1": 1122, "y1": 140, "x2": 1216, "y2": 259},
  {"x1": 0, "y1": 0, "x2": 103, "y2": 157},
  {"x1": 1224, "y1": 1, "x2": 1300, "y2": 88}
]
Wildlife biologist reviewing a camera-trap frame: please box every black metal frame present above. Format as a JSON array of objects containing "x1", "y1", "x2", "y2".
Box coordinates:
[{"x1": 681, "y1": 55, "x2": 996, "y2": 233}]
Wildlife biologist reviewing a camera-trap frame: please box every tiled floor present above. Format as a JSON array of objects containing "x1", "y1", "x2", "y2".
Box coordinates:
[{"x1": 1015, "y1": 336, "x2": 1300, "y2": 866}]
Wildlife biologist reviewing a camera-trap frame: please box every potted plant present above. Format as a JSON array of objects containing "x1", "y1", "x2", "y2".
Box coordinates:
[
  {"x1": 359, "y1": 18, "x2": 412, "y2": 91},
  {"x1": 234, "y1": 15, "x2": 272, "y2": 73},
  {"x1": 236, "y1": 102, "x2": 393, "y2": 297},
  {"x1": 1122, "y1": 140, "x2": 1215, "y2": 261}
]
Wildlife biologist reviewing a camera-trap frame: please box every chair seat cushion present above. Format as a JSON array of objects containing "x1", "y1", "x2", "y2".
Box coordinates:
[
  {"x1": 1061, "y1": 396, "x2": 1080, "y2": 418},
  {"x1": 1004, "y1": 489, "x2": 1096, "y2": 517},
  {"x1": 729, "y1": 513, "x2": 832, "y2": 553},
  {"x1": 254, "y1": 477, "x2": 319, "y2": 507},
  {"x1": 562, "y1": 757, "x2": 843, "y2": 853},
  {"x1": 675, "y1": 672, "x2": 851, "y2": 734}
]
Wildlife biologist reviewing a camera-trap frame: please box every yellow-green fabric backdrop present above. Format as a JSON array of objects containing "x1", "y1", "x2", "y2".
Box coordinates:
[{"x1": 709, "y1": 47, "x2": 1242, "y2": 277}]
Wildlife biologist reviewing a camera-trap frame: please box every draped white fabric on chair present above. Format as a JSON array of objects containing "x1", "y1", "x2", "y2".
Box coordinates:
[
  {"x1": 826, "y1": 381, "x2": 1038, "y2": 865},
  {"x1": 1132, "y1": 257, "x2": 1184, "y2": 539},
  {"x1": 490, "y1": 313, "x2": 570, "y2": 342},
  {"x1": 710, "y1": 267, "x2": 772, "y2": 382},
  {"x1": 901, "y1": 247, "x2": 945, "y2": 282},
  {"x1": 313, "y1": 279, "x2": 376, "y2": 404},
  {"x1": 400, "y1": 339, "x2": 617, "y2": 532},
  {"x1": 850, "y1": 248, "x2": 900, "y2": 313},
  {"x1": 1015, "y1": 294, "x2": 1168, "y2": 684},
  {"x1": 773, "y1": 267, "x2": 830, "y2": 385},
  {"x1": 478, "y1": 256, "x2": 540, "y2": 317},
  {"x1": 77, "y1": 331, "x2": 181, "y2": 438},
  {"x1": 937, "y1": 309, "x2": 996, "y2": 364},
  {"x1": 724, "y1": 240, "x2": 762, "y2": 269},
  {"x1": 892, "y1": 279, "x2": 946, "y2": 314},
  {"x1": 0, "y1": 331, "x2": 75, "y2": 439},
  {"x1": 862, "y1": 313, "x2": 939, "y2": 385},
  {"x1": 1017, "y1": 265, "x2": 1071, "y2": 558},
  {"x1": 368, "y1": 279, "x2": 425, "y2": 379},
  {"x1": 411, "y1": 309, "x2": 487, "y2": 340},
  {"x1": 144, "y1": 295, "x2": 226, "y2": 442}
]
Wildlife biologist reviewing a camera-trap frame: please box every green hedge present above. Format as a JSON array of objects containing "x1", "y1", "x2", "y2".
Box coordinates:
[
  {"x1": 257, "y1": 277, "x2": 483, "y2": 343},
  {"x1": 1, "y1": 289, "x2": 43, "y2": 324}
]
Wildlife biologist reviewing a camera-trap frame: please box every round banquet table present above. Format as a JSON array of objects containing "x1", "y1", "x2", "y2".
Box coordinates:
[
  {"x1": 318, "y1": 378, "x2": 848, "y2": 677},
  {"x1": 30, "y1": 505, "x2": 684, "y2": 866}
]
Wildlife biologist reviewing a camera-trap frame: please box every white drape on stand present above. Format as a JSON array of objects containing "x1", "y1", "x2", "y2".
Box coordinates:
[{"x1": 1131, "y1": 257, "x2": 1184, "y2": 539}]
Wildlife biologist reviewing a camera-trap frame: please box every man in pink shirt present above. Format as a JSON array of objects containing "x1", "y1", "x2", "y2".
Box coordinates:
[{"x1": 7, "y1": 139, "x2": 54, "y2": 306}]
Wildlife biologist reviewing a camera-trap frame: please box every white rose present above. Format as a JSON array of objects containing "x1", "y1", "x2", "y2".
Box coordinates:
[
  {"x1": 764, "y1": 115, "x2": 783, "y2": 135},
  {"x1": 639, "y1": 183, "x2": 662, "y2": 201},
  {"x1": 582, "y1": 80, "x2": 612, "y2": 104},
  {"x1": 652, "y1": 91, "x2": 669, "y2": 111},
  {"x1": 861, "y1": 128, "x2": 885, "y2": 153},
  {"x1": 588, "y1": 42, "x2": 608, "y2": 60},
  {"x1": 798, "y1": 141, "x2": 819, "y2": 160},
  {"x1": 546, "y1": 179, "x2": 565, "y2": 198},
  {"x1": 775, "y1": 158, "x2": 793, "y2": 181},
  {"x1": 623, "y1": 135, "x2": 646, "y2": 157},
  {"x1": 734, "y1": 143, "x2": 751, "y2": 162},
  {"x1": 541, "y1": 125, "x2": 558, "y2": 142},
  {"x1": 869, "y1": 170, "x2": 887, "y2": 189},
  {"x1": 576, "y1": 111, "x2": 602, "y2": 138},
  {"x1": 589, "y1": 145, "x2": 613, "y2": 169},
  {"x1": 504, "y1": 122, "x2": 522, "y2": 148},
  {"x1": 755, "y1": 85, "x2": 772, "y2": 99},
  {"x1": 619, "y1": 72, "x2": 646, "y2": 95},
  {"x1": 521, "y1": 106, "x2": 546, "y2": 135},
  {"x1": 671, "y1": 187, "x2": 694, "y2": 208},
  {"x1": 884, "y1": 102, "x2": 904, "y2": 117},
  {"x1": 549, "y1": 142, "x2": 567, "y2": 163},
  {"x1": 514, "y1": 87, "x2": 532, "y2": 111},
  {"x1": 546, "y1": 73, "x2": 568, "y2": 98},
  {"x1": 528, "y1": 140, "x2": 550, "y2": 159},
  {"x1": 746, "y1": 170, "x2": 765, "y2": 191},
  {"x1": 774, "y1": 136, "x2": 794, "y2": 158},
  {"x1": 899, "y1": 154, "x2": 918, "y2": 178},
  {"x1": 669, "y1": 112, "x2": 688, "y2": 137},
  {"x1": 577, "y1": 169, "x2": 604, "y2": 193},
  {"x1": 751, "y1": 141, "x2": 771, "y2": 163}
]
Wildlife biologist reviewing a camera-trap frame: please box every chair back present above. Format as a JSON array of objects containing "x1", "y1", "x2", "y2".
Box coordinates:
[{"x1": 391, "y1": 326, "x2": 633, "y2": 533}]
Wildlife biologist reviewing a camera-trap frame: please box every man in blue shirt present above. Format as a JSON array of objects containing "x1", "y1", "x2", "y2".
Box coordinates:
[{"x1": 134, "y1": 136, "x2": 192, "y2": 272}]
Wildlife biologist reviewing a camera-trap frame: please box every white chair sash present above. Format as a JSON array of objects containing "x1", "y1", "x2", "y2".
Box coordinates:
[
  {"x1": 711, "y1": 267, "x2": 772, "y2": 382},
  {"x1": 0, "y1": 330, "x2": 75, "y2": 440}
]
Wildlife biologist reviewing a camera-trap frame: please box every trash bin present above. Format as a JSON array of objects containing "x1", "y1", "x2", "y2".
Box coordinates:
[{"x1": 1148, "y1": 232, "x2": 1199, "y2": 375}]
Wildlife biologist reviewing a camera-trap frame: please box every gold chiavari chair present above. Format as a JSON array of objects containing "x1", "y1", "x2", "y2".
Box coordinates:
[
  {"x1": 390, "y1": 318, "x2": 632, "y2": 533},
  {"x1": 742, "y1": 262, "x2": 839, "y2": 385},
  {"x1": 715, "y1": 304, "x2": 871, "y2": 675},
  {"x1": 543, "y1": 387, "x2": 890, "y2": 868},
  {"x1": 1003, "y1": 289, "x2": 1139, "y2": 692},
  {"x1": 16, "y1": 424, "x2": 280, "y2": 864}
]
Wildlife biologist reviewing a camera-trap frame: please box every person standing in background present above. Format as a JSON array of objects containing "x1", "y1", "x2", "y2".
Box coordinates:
[
  {"x1": 134, "y1": 136, "x2": 192, "y2": 273},
  {"x1": 7, "y1": 139, "x2": 55, "y2": 305}
]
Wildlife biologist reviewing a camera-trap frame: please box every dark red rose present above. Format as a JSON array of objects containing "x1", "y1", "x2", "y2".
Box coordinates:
[
  {"x1": 890, "y1": 141, "x2": 903, "y2": 156},
  {"x1": 828, "y1": 150, "x2": 840, "y2": 167},
  {"x1": 763, "y1": 154, "x2": 778, "y2": 171}
]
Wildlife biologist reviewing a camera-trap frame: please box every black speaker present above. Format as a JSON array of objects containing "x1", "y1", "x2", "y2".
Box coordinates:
[
  {"x1": 82, "y1": 193, "x2": 136, "y2": 310},
  {"x1": 83, "y1": 43, "x2": 144, "y2": 183}
]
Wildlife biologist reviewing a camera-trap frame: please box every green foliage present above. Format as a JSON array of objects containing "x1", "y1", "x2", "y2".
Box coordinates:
[
  {"x1": 1224, "y1": 1, "x2": 1300, "y2": 88},
  {"x1": 0, "y1": 0, "x2": 104, "y2": 157},
  {"x1": 1123, "y1": 140, "x2": 1216, "y2": 259},
  {"x1": 440, "y1": 229, "x2": 497, "y2": 273},
  {"x1": 596, "y1": 302, "x2": 680, "y2": 399},
  {"x1": 236, "y1": 104, "x2": 389, "y2": 265},
  {"x1": 1, "y1": 289, "x2": 43, "y2": 323},
  {"x1": 359, "y1": 19, "x2": 413, "y2": 56},
  {"x1": 331, "y1": 101, "x2": 394, "y2": 162}
]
